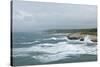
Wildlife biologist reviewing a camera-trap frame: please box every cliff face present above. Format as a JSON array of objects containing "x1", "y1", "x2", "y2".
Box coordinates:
[
  {"x1": 67, "y1": 33, "x2": 97, "y2": 43},
  {"x1": 68, "y1": 33, "x2": 85, "y2": 39},
  {"x1": 46, "y1": 28, "x2": 97, "y2": 43}
]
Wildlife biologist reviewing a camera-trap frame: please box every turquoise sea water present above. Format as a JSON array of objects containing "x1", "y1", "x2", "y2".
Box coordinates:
[{"x1": 12, "y1": 32, "x2": 97, "y2": 66}]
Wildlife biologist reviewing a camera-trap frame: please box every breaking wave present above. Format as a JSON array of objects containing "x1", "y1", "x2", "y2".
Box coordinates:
[
  {"x1": 13, "y1": 36, "x2": 97, "y2": 63},
  {"x1": 15, "y1": 41, "x2": 39, "y2": 45}
]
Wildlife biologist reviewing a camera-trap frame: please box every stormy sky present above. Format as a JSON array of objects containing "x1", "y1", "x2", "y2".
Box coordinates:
[{"x1": 12, "y1": 1, "x2": 97, "y2": 32}]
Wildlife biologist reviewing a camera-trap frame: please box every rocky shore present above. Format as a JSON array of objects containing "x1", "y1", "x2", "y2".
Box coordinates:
[{"x1": 67, "y1": 33, "x2": 97, "y2": 43}]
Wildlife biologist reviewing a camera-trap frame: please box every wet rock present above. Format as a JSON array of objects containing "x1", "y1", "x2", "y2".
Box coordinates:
[
  {"x1": 67, "y1": 33, "x2": 84, "y2": 40},
  {"x1": 89, "y1": 35, "x2": 97, "y2": 42},
  {"x1": 80, "y1": 38, "x2": 84, "y2": 41},
  {"x1": 91, "y1": 40, "x2": 97, "y2": 42},
  {"x1": 67, "y1": 37, "x2": 79, "y2": 40}
]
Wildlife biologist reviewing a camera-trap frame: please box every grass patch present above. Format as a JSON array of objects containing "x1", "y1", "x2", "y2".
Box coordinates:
[{"x1": 79, "y1": 32, "x2": 97, "y2": 35}]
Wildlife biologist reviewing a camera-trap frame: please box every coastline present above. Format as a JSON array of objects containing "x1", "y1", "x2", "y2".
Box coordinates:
[
  {"x1": 48, "y1": 30, "x2": 97, "y2": 45},
  {"x1": 68, "y1": 32, "x2": 97, "y2": 40}
]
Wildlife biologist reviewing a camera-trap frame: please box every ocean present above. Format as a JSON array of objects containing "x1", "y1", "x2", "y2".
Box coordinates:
[{"x1": 12, "y1": 32, "x2": 97, "y2": 66}]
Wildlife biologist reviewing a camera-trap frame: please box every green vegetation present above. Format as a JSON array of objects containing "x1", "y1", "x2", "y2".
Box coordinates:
[
  {"x1": 45, "y1": 28, "x2": 97, "y2": 34},
  {"x1": 79, "y1": 32, "x2": 97, "y2": 35}
]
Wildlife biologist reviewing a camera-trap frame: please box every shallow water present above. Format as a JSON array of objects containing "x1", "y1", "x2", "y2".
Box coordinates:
[{"x1": 12, "y1": 32, "x2": 97, "y2": 66}]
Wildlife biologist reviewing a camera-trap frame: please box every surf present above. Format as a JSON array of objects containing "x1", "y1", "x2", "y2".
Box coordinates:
[{"x1": 66, "y1": 35, "x2": 97, "y2": 45}]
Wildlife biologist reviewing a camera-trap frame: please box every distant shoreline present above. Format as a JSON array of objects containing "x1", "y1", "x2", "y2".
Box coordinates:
[
  {"x1": 46, "y1": 28, "x2": 97, "y2": 43},
  {"x1": 46, "y1": 28, "x2": 97, "y2": 34}
]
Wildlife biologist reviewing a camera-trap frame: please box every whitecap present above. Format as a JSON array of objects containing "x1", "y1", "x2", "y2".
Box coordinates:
[
  {"x1": 43, "y1": 37, "x2": 57, "y2": 40},
  {"x1": 13, "y1": 35, "x2": 97, "y2": 63},
  {"x1": 32, "y1": 52, "x2": 70, "y2": 63},
  {"x1": 43, "y1": 36, "x2": 68, "y2": 41},
  {"x1": 15, "y1": 41, "x2": 39, "y2": 45},
  {"x1": 13, "y1": 41, "x2": 97, "y2": 58},
  {"x1": 13, "y1": 54, "x2": 30, "y2": 57}
]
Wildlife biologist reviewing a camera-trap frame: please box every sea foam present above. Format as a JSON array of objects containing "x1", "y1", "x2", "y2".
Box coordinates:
[{"x1": 13, "y1": 40, "x2": 97, "y2": 63}]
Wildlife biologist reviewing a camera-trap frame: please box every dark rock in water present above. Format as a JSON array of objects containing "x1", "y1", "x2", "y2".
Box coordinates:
[
  {"x1": 91, "y1": 40, "x2": 97, "y2": 42},
  {"x1": 68, "y1": 36, "x2": 80, "y2": 40},
  {"x1": 89, "y1": 35, "x2": 97, "y2": 42},
  {"x1": 80, "y1": 38, "x2": 84, "y2": 41},
  {"x1": 68, "y1": 37, "x2": 80, "y2": 40}
]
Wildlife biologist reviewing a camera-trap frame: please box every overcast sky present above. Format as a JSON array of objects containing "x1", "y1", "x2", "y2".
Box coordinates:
[{"x1": 12, "y1": 1, "x2": 97, "y2": 32}]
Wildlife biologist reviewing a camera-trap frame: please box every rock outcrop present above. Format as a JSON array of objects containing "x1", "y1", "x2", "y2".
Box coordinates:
[{"x1": 67, "y1": 33, "x2": 97, "y2": 45}]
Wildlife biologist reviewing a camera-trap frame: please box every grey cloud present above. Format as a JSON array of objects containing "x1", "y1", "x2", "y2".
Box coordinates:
[{"x1": 12, "y1": 1, "x2": 97, "y2": 32}]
